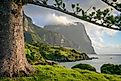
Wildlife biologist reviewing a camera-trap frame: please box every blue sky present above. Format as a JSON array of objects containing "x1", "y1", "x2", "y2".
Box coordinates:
[
  {"x1": 103, "y1": 32, "x2": 121, "y2": 45},
  {"x1": 24, "y1": 0, "x2": 121, "y2": 54}
]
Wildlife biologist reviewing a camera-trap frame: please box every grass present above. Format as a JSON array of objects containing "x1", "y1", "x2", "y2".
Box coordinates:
[{"x1": 0, "y1": 65, "x2": 121, "y2": 81}]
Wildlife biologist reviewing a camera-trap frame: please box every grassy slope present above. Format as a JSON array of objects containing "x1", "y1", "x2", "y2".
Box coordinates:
[
  {"x1": 40, "y1": 45, "x2": 89, "y2": 61},
  {"x1": 25, "y1": 43, "x2": 46, "y2": 65},
  {"x1": 25, "y1": 43, "x2": 89, "y2": 63},
  {"x1": 1, "y1": 65, "x2": 121, "y2": 81}
]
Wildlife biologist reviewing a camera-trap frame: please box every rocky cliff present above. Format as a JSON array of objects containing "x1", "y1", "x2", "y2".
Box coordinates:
[
  {"x1": 24, "y1": 15, "x2": 78, "y2": 48},
  {"x1": 24, "y1": 15, "x2": 42, "y2": 43},
  {"x1": 44, "y1": 23, "x2": 95, "y2": 54},
  {"x1": 24, "y1": 15, "x2": 95, "y2": 54}
]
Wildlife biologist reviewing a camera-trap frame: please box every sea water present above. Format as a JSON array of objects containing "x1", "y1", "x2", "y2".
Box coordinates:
[{"x1": 59, "y1": 54, "x2": 121, "y2": 72}]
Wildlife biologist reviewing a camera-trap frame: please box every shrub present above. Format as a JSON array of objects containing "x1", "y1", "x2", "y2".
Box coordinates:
[
  {"x1": 101, "y1": 64, "x2": 121, "y2": 75},
  {"x1": 72, "y1": 63, "x2": 96, "y2": 72},
  {"x1": 71, "y1": 49, "x2": 78, "y2": 54},
  {"x1": 25, "y1": 43, "x2": 45, "y2": 65}
]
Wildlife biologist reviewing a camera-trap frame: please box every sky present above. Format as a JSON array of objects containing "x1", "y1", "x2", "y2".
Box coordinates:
[{"x1": 24, "y1": 0, "x2": 121, "y2": 54}]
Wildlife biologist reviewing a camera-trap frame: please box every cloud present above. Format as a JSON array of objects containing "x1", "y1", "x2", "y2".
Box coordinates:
[
  {"x1": 96, "y1": 44, "x2": 121, "y2": 54},
  {"x1": 45, "y1": 13, "x2": 74, "y2": 25},
  {"x1": 24, "y1": 4, "x2": 76, "y2": 26},
  {"x1": 80, "y1": 21, "x2": 120, "y2": 54},
  {"x1": 31, "y1": 13, "x2": 75, "y2": 27}
]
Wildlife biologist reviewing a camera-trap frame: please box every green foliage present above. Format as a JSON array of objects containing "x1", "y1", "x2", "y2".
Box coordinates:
[
  {"x1": 115, "y1": 14, "x2": 121, "y2": 28},
  {"x1": 116, "y1": 3, "x2": 121, "y2": 8},
  {"x1": 35, "y1": 43, "x2": 89, "y2": 62},
  {"x1": 71, "y1": 3, "x2": 82, "y2": 14},
  {"x1": 1, "y1": 65, "x2": 121, "y2": 81},
  {"x1": 53, "y1": 0, "x2": 121, "y2": 30},
  {"x1": 41, "y1": 0, "x2": 48, "y2": 5},
  {"x1": 72, "y1": 63, "x2": 96, "y2": 72},
  {"x1": 101, "y1": 64, "x2": 121, "y2": 75},
  {"x1": 71, "y1": 4, "x2": 75, "y2": 9},
  {"x1": 54, "y1": 0, "x2": 66, "y2": 10},
  {"x1": 25, "y1": 42, "x2": 89, "y2": 63},
  {"x1": 25, "y1": 43, "x2": 45, "y2": 65}
]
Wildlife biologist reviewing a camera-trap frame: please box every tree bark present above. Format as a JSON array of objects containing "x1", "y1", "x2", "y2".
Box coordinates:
[{"x1": 0, "y1": 1, "x2": 34, "y2": 77}]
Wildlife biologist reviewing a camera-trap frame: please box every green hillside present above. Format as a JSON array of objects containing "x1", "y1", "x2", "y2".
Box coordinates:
[
  {"x1": 1, "y1": 65, "x2": 121, "y2": 81},
  {"x1": 25, "y1": 43, "x2": 89, "y2": 64}
]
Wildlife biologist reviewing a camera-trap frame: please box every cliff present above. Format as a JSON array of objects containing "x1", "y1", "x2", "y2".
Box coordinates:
[
  {"x1": 44, "y1": 23, "x2": 95, "y2": 54},
  {"x1": 23, "y1": 15, "x2": 91, "y2": 62},
  {"x1": 24, "y1": 15, "x2": 95, "y2": 54},
  {"x1": 23, "y1": 15, "x2": 75, "y2": 48},
  {"x1": 23, "y1": 15, "x2": 42, "y2": 43}
]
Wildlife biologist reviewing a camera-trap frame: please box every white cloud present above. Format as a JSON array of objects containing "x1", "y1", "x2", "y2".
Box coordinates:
[
  {"x1": 31, "y1": 13, "x2": 75, "y2": 27},
  {"x1": 46, "y1": 13, "x2": 74, "y2": 25},
  {"x1": 96, "y1": 44, "x2": 121, "y2": 54}
]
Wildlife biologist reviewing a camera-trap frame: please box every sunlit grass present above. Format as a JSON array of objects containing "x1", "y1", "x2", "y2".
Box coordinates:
[{"x1": 0, "y1": 65, "x2": 121, "y2": 81}]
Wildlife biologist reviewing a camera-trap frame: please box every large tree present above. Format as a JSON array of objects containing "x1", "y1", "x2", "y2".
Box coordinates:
[
  {"x1": 0, "y1": 0, "x2": 34, "y2": 77},
  {"x1": 0, "y1": 0, "x2": 120, "y2": 77}
]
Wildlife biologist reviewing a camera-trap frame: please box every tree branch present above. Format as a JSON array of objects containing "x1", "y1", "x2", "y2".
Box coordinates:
[
  {"x1": 101, "y1": 0, "x2": 121, "y2": 12},
  {"x1": 28, "y1": 1, "x2": 121, "y2": 31}
]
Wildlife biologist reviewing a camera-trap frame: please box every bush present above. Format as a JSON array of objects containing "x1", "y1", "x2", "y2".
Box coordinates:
[
  {"x1": 101, "y1": 64, "x2": 121, "y2": 75},
  {"x1": 71, "y1": 63, "x2": 96, "y2": 72},
  {"x1": 71, "y1": 49, "x2": 78, "y2": 54},
  {"x1": 25, "y1": 43, "x2": 45, "y2": 65}
]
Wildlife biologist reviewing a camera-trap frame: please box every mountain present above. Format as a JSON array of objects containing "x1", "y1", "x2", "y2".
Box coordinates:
[
  {"x1": 24, "y1": 15, "x2": 95, "y2": 54},
  {"x1": 24, "y1": 16, "x2": 90, "y2": 63},
  {"x1": 44, "y1": 23, "x2": 95, "y2": 54},
  {"x1": 23, "y1": 15, "x2": 78, "y2": 48},
  {"x1": 24, "y1": 15, "x2": 42, "y2": 43}
]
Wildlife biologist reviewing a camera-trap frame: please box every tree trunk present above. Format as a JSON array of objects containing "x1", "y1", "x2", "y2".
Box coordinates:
[{"x1": 0, "y1": 1, "x2": 34, "y2": 77}]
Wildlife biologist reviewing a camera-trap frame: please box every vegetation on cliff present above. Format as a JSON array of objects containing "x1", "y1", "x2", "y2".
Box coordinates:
[
  {"x1": 25, "y1": 43, "x2": 45, "y2": 65},
  {"x1": 25, "y1": 43, "x2": 89, "y2": 63}
]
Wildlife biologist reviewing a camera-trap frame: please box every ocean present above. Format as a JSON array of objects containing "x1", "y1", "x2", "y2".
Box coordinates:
[{"x1": 59, "y1": 54, "x2": 121, "y2": 72}]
